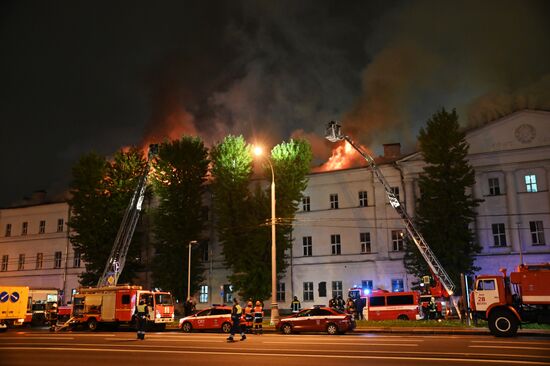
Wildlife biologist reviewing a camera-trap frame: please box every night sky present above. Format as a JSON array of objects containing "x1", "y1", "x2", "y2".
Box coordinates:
[{"x1": 1, "y1": 0, "x2": 549, "y2": 207}]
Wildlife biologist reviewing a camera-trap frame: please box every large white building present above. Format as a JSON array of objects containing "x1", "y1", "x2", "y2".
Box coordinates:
[{"x1": 2, "y1": 110, "x2": 549, "y2": 311}]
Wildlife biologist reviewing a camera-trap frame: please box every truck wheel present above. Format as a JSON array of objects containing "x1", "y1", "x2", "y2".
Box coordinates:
[
  {"x1": 87, "y1": 318, "x2": 98, "y2": 332},
  {"x1": 488, "y1": 309, "x2": 518, "y2": 337}
]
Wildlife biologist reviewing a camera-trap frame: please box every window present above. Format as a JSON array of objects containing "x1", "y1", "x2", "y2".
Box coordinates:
[
  {"x1": 391, "y1": 279, "x2": 404, "y2": 292},
  {"x1": 57, "y1": 218, "x2": 64, "y2": 232},
  {"x1": 370, "y1": 296, "x2": 385, "y2": 307},
  {"x1": 302, "y1": 196, "x2": 310, "y2": 212},
  {"x1": 492, "y1": 223, "x2": 507, "y2": 247},
  {"x1": 359, "y1": 191, "x2": 368, "y2": 207},
  {"x1": 391, "y1": 230, "x2": 404, "y2": 251},
  {"x1": 39, "y1": 220, "x2": 46, "y2": 234},
  {"x1": 330, "y1": 194, "x2": 339, "y2": 209},
  {"x1": 318, "y1": 281, "x2": 327, "y2": 297},
  {"x1": 331, "y1": 281, "x2": 343, "y2": 298},
  {"x1": 525, "y1": 174, "x2": 538, "y2": 193},
  {"x1": 277, "y1": 282, "x2": 285, "y2": 302},
  {"x1": 530, "y1": 221, "x2": 545, "y2": 246},
  {"x1": 18, "y1": 254, "x2": 25, "y2": 270},
  {"x1": 199, "y1": 285, "x2": 208, "y2": 303},
  {"x1": 331, "y1": 234, "x2": 341, "y2": 255},
  {"x1": 477, "y1": 279, "x2": 496, "y2": 291},
  {"x1": 121, "y1": 295, "x2": 131, "y2": 304},
  {"x1": 73, "y1": 249, "x2": 81, "y2": 268},
  {"x1": 360, "y1": 232, "x2": 371, "y2": 253},
  {"x1": 36, "y1": 253, "x2": 43, "y2": 269},
  {"x1": 362, "y1": 280, "x2": 373, "y2": 294},
  {"x1": 1, "y1": 255, "x2": 8, "y2": 271},
  {"x1": 21, "y1": 222, "x2": 28, "y2": 236},
  {"x1": 302, "y1": 236, "x2": 312, "y2": 256},
  {"x1": 303, "y1": 282, "x2": 314, "y2": 302},
  {"x1": 54, "y1": 251, "x2": 62, "y2": 269},
  {"x1": 5, "y1": 224, "x2": 11, "y2": 237},
  {"x1": 488, "y1": 178, "x2": 501, "y2": 196},
  {"x1": 390, "y1": 187, "x2": 400, "y2": 202},
  {"x1": 387, "y1": 294, "x2": 414, "y2": 305}
]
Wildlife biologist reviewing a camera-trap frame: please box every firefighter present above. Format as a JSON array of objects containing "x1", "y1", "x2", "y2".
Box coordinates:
[
  {"x1": 227, "y1": 298, "x2": 246, "y2": 342},
  {"x1": 244, "y1": 301, "x2": 254, "y2": 333},
  {"x1": 291, "y1": 296, "x2": 301, "y2": 314},
  {"x1": 428, "y1": 297, "x2": 437, "y2": 320},
  {"x1": 253, "y1": 300, "x2": 264, "y2": 335},
  {"x1": 135, "y1": 299, "x2": 149, "y2": 340}
]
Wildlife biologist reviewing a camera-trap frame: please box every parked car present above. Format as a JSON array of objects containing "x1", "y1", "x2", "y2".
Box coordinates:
[
  {"x1": 179, "y1": 305, "x2": 244, "y2": 333},
  {"x1": 276, "y1": 306, "x2": 355, "y2": 335}
]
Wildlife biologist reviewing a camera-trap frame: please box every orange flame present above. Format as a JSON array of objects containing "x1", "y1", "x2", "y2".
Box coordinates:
[{"x1": 314, "y1": 141, "x2": 371, "y2": 172}]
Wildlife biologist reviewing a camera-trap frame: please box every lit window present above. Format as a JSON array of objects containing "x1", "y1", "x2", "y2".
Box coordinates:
[
  {"x1": 302, "y1": 196, "x2": 310, "y2": 212},
  {"x1": 1, "y1": 255, "x2": 8, "y2": 271},
  {"x1": 302, "y1": 236, "x2": 312, "y2": 256},
  {"x1": 39, "y1": 220, "x2": 46, "y2": 234},
  {"x1": 525, "y1": 174, "x2": 538, "y2": 193},
  {"x1": 57, "y1": 218, "x2": 64, "y2": 232},
  {"x1": 276, "y1": 282, "x2": 285, "y2": 302},
  {"x1": 330, "y1": 194, "x2": 339, "y2": 209},
  {"x1": 199, "y1": 285, "x2": 208, "y2": 303},
  {"x1": 21, "y1": 222, "x2": 28, "y2": 235},
  {"x1": 36, "y1": 253, "x2": 43, "y2": 269},
  {"x1": 303, "y1": 282, "x2": 314, "y2": 302},
  {"x1": 5, "y1": 224, "x2": 11, "y2": 237},
  {"x1": 358, "y1": 191, "x2": 368, "y2": 207},
  {"x1": 391, "y1": 230, "x2": 404, "y2": 251},
  {"x1": 54, "y1": 251, "x2": 62, "y2": 269},
  {"x1": 18, "y1": 254, "x2": 25, "y2": 271},
  {"x1": 331, "y1": 281, "x2": 343, "y2": 298},
  {"x1": 360, "y1": 232, "x2": 371, "y2": 253},
  {"x1": 488, "y1": 178, "x2": 501, "y2": 196},
  {"x1": 331, "y1": 234, "x2": 341, "y2": 255},
  {"x1": 529, "y1": 221, "x2": 545, "y2": 246},
  {"x1": 391, "y1": 279, "x2": 404, "y2": 292},
  {"x1": 492, "y1": 223, "x2": 507, "y2": 247},
  {"x1": 73, "y1": 249, "x2": 81, "y2": 268}
]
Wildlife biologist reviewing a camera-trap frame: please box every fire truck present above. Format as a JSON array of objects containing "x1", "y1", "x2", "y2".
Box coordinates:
[
  {"x1": 67, "y1": 285, "x2": 174, "y2": 331},
  {"x1": 24, "y1": 288, "x2": 61, "y2": 326},
  {"x1": 472, "y1": 263, "x2": 550, "y2": 337},
  {"x1": 0, "y1": 286, "x2": 29, "y2": 331},
  {"x1": 326, "y1": 122, "x2": 459, "y2": 315}
]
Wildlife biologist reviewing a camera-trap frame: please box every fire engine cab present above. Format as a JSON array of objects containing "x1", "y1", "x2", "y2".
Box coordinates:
[
  {"x1": 68, "y1": 285, "x2": 174, "y2": 331},
  {"x1": 472, "y1": 263, "x2": 550, "y2": 337}
]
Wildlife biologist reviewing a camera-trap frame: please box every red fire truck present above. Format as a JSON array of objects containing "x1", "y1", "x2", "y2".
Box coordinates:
[
  {"x1": 472, "y1": 263, "x2": 550, "y2": 337},
  {"x1": 66, "y1": 285, "x2": 174, "y2": 331}
]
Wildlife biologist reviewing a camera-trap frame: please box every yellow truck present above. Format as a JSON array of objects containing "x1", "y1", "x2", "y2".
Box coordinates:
[{"x1": 0, "y1": 286, "x2": 29, "y2": 331}]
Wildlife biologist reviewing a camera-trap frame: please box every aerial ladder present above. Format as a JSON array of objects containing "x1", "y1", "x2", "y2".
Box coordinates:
[
  {"x1": 325, "y1": 122, "x2": 457, "y2": 304},
  {"x1": 97, "y1": 144, "x2": 159, "y2": 287}
]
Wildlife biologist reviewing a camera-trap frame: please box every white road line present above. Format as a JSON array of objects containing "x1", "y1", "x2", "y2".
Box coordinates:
[
  {"x1": 1, "y1": 337, "x2": 75, "y2": 340},
  {"x1": 471, "y1": 340, "x2": 550, "y2": 346},
  {"x1": 2, "y1": 346, "x2": 549, "y2": 365},
  {"x1": 264, "y1": 341, "x2": 418, "y2": 346},
  {"x1": 470, "y1": 345, "x2": 550, "y2": 351}
]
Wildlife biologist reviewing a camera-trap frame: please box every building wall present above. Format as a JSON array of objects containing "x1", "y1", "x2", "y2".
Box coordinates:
[{"x1": 0, "y1": 202, "x2": 83, "y2": 304}]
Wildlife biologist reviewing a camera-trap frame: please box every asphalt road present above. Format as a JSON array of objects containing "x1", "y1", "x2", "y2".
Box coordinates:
[{"x1": 1, "y1": 329, "x2": 549, "y2": 366}]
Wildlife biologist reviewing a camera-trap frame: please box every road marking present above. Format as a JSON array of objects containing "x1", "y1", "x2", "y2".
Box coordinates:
[
  {"x1": 0, "y1": 337, "x2": 75, "y2": 340},
  {"x1": 470, "y1": 345, "x2": 550, "y2": 351},
  {"x1": 1, "y1": 346, "x2": 549, "y2": 365},
  {"x1": 263, "y1": 341, "x2": 418, "y2": 346},
  {"x1": 471, "y1": 340, "x2": 550, "y2": 346}
]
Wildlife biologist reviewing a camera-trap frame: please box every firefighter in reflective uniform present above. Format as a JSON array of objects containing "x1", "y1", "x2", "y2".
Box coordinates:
[
  {"x1": 244, "y1": 301, "x2": 254, "y2": 333},
  {"x1": 291, "y1": 296, "x2": 301, "y2": 314},
  {"x1": 135, "y1": 299, "x2": 149, "y2": 340},
  {"x1": 428, "y1": 297, "x2": 437, "y2": 320},
  {"x1": 227, "y1": 298, "x2": 246, "y2": 342},
  {"x1": 253, "y1": 300, "x2": 264, "y2": 335}
]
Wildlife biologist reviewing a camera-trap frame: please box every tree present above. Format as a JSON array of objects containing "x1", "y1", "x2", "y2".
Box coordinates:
[
  {"x1": 68, "y1": 148, "x2": 147, "y2": 286},
  {"x1": 210, "y1": 136, "x2": 312, "y2": 301},
  {"x1": 404, "y1": 108, "x2": 481, "y2": 288},
  {"x1": 150, "y1": 136, "x2": 210, "y2": 302}
]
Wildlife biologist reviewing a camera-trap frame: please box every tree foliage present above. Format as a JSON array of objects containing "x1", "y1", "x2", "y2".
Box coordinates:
[
  {"x1": 404, "y1": 108, "x2": 481, "y2": 288},
  {"x1": 210, "y1": 136, "x2": 312, "y2": 301},
  {"x1": 150, "y1": 136, "x2": 210, "y2": 302},
  {"x1": 68, "y1": 148, "x2": 147, "y2": 286}
]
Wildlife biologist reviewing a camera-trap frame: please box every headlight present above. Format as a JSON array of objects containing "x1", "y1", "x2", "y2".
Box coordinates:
[{"x1": 156, "y1": 312, "x2": 161, "y2": 319}]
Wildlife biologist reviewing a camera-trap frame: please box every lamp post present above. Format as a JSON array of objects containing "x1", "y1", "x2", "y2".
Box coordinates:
[
  {"x1": 253, "y1": 146, "x2": 279, "y2": 325},
  {"x1": 187, "y1": 240, "x2": 198, "y2": 301}
]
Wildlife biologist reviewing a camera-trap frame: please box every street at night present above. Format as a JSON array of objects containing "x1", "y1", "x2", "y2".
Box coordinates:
[{"x1": 1, "y1": 330, "x2": 550, "y2": 366}]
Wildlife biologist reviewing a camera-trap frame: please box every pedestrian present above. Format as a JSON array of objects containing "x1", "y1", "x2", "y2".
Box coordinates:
[
  {"x1": 135, "y1": 299, "x2": 149, "y2": 340},
  {"x1": 227, "y1": 298, "x2": 246, "y2": 342},
  {"x1": 345, "y1": 297, "x2": 356, "y2": 320},
  {"x1": 291, "y1": 296, "x2": 301, "y2": 314},
  {"x1": 244, "y1": 300, "x2": 254, "y2": 333},
  {"x1": 184, "y1": 297, "x2": 195, "y2": 317},
  {"x1": 354, "y1": 297, "x2": 364, "y2": 320},
  {"x1": 337, "y1": 295, "x2": 345, "y2": 311},
  {"x1": 253, "y1": 300, "x2": 264, "y2": 335},
  {"x1": 428, "y1": 297, "x2": 437, "y2": 320},
  {"x1": 329, "y1": 296, "x2": 337, "y2": 309}
]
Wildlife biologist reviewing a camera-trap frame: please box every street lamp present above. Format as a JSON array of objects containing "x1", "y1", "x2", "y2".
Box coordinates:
[
  {"x1": 187, "y1": 240, "x2": 198, "y2": 301},
  {"x1": 253, "y1": 145, "x2": 279, "y2": 325}
]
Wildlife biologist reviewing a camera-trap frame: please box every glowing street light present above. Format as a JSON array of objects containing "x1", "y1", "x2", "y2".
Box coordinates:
[{"x1": 253, "y1": 145, "x2": 279, "y2": 325}]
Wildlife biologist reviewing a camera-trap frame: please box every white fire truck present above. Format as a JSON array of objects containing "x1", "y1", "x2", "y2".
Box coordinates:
[
  {"x1": 24, "y1": 288, "x2": 61, "y2": 326},
  {"x1": 472, "y1": 263, "x2": 550, "y2": 337},
  {"x1": 67, "y1": 285, "x2": 174, "y2": 331}
]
